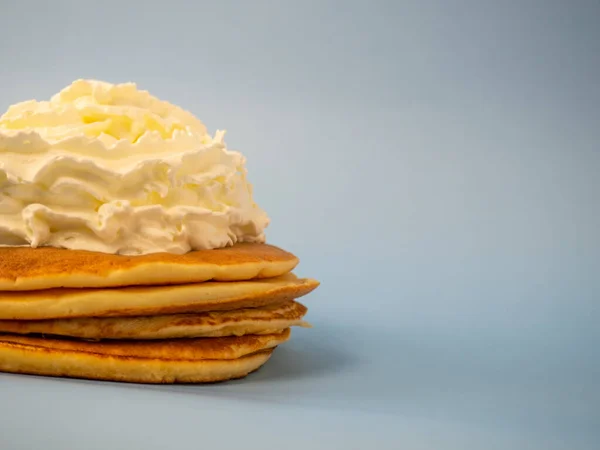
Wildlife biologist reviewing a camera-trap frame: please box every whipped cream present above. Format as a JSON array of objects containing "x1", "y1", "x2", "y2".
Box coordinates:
[{"x1": 0, "y1": 79, "x2": 269, "y2": 254}]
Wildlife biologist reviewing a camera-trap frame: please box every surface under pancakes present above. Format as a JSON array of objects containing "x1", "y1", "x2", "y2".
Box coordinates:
[
  {"x1": 0, "y1": 273, "x2": 319, "y2": 320},
  {"x1": 0, "y1": 243, "x2": 298, "y2": 291},
  {"x1": 0, "y1": 330, "x2": 290, "y2": 383},
  {"x1": 0, "y1": 301, "x2": 309, "y2": 340}
]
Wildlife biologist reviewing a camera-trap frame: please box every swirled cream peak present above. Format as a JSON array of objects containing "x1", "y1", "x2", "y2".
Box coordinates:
[{"x1": 0, "y1": 79, "x2": 269, "y2": 255}]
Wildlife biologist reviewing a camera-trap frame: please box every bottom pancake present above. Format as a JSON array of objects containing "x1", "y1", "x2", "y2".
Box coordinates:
[{"x1": 0, "y1": 330, "x2": 289, "y2": 384}]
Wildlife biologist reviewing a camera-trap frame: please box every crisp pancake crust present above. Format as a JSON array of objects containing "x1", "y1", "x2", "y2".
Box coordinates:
[
  {"x1": 0, "y1": 330, "x2": 289, "y2": 383},
  {"x1": 0, "y1": 329, "x2": 289, "y2": 360},
  {"x1": 0, "y1": 274, "x2": 319, "y2": 320},
  {"x1": 0, "y1": 301, "x2": 309, "y2": 340},
  {"x1": 0, "y1": 243, "x2": 299, "y2": 291}
]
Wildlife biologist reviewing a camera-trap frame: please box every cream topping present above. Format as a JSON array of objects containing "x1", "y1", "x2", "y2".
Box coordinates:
[{"x1": 0, "y1": 79, "x2": 269, "y2": 254}]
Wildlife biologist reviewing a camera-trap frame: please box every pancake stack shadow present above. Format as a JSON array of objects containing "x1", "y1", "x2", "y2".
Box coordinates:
[{"x1": 0, "y1": 243, "x2": 319, "y2": 384}]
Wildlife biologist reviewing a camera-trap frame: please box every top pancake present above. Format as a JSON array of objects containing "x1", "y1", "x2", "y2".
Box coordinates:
[{"x1": 0, "y1": 243, "x2": 298, "y2": 291}]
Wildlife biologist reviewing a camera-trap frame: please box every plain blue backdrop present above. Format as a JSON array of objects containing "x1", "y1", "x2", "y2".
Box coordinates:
[{"x1": 0, "y1": 1, "x2": 598, "y2": 449}]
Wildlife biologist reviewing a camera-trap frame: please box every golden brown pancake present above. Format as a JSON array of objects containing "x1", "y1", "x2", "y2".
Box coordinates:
[
  {"x1": 0, "y1": 301, "x2": 309, "y2": 340},
  {"x1": 0, "y1": 273, "x2": 319, "y2": 320},
  {"x1": 0, "y1": 243, "x2": 298, "y2": 291},
  {"x1": 0, "y1": 329, "x2": 290, "y2": 384}
]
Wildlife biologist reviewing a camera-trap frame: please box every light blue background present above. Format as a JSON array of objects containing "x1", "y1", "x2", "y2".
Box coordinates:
[{"x1": 0, "y1": 1, "x2": 598, "y2": 449}]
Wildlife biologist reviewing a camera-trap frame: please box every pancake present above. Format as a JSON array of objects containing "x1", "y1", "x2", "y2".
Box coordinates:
[
  {"x1": 0, "y1": 329, "x2": 290, "y2": 383},
  {"x1": 0, "y1": 273, "x2": 319, "y2": 320},
  {"x1": 0, "y1": 301, "x2": 309, "y2": 340},
  {"x1": 0, "y1": 243, "x2": 298, "y2": 291}
]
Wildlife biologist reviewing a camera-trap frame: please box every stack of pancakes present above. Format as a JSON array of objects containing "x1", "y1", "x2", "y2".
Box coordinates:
[{"x1": 0, "y1": 243, "x2": 318, "y2": 383}]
